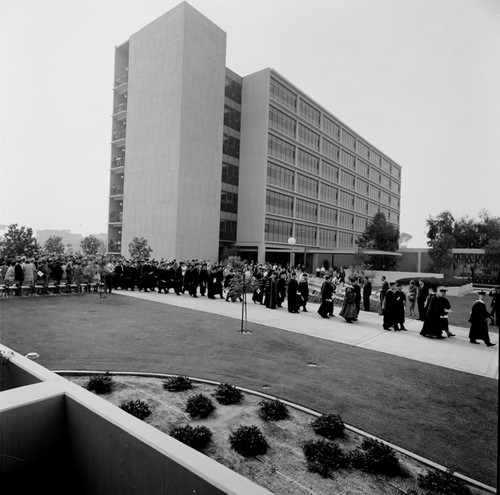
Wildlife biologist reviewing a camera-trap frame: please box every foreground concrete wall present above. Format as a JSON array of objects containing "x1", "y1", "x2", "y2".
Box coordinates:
[
  {"x1": 0, "y1": 345, "x2": 272, "y2": 494},
  {"x1": 0, "y1": 382, "x2": 66, "y2": 475}
]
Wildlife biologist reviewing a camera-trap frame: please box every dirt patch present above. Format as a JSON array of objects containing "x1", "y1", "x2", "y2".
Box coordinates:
[{"x1": 67, "y1": 374, "x2": 488, "y2": 495}]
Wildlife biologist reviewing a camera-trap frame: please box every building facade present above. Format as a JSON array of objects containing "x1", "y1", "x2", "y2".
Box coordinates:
[{"x1": 108, "y1": 2, "x2": 402, "y2": 266}]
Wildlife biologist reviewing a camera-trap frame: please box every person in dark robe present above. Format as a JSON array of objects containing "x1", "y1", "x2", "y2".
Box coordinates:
[
  {"x1": 165, "y1": 262, "x2": 176, "y2": 293},
  {"x1": 264, "y1": 272, "x2": 278, "y2": 309},
  {"x1": 339, "y1": 284, "x2": 358, "y2": 323},
  {"x1": 276, "y1": 271, "x2": 287, "y2": 308},
  {"x1": 393, "y1": 282, "x2": 407, "y2": 331},
  {"x1": 379, "y1": 276, "x2": 389, "y2": 315},
  {"x1": 317, "y1": 274, "x2": 335, "y2": 318},
  {"x1": 157, "y1": 261, "x2": 168, "y2": 294},
  {"x1": 352, "y1": 278, "x2": 361, "y2": 319},
  {"x1": 199, "y1": 263, "x2": 208, "y2": 296},
  {"x1": 112, "y1": 260, "x2": 123, "y2": 290},
  {"x1": 420, "y1": 285, "x2": 443, "y2": 338},
  {"x1": 468, "y1": 291, "x2": 496, "y2": 346},
  {"x1": 251, "y1": 268, "x2": 265, "y2": 304},
  {"x1": 417, "y1": 280, "x2": 429, "y2": 321},
  {"x1": 207, "y1": 264, "x2": 218, "y2": 299},
  {"x1": 488, "y1": 286, "x2": 499, "y2": 328},
  {"x1": 287, "y1": 272, "x2": 300, "y2": 313},
  {"x1": 174, "y1": 262, "x2": 184, "y2": 295},
  {"x1": 185, "y1": 263, "x2": 199, "y2": 298},
  {"x1": 149, "y1": 260, "x2": 159, "y2": 291},
  {"x1": 298, "y1": 272, "x2": 310, "y2": 312},
  {"x1": 383, "y1": 283, "x2": 397, "y2": 330},
  {"x1": 436, "y1": 288, "x2": 455, "y2": 337},
  {"x1": 362, "y1": 276, "x2": 372, "y2": 311}
]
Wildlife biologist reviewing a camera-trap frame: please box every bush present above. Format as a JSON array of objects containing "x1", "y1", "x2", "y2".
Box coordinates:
[
  {"x1": 185, "y1": 393, "x2": 216, "y2": 419},
  {"x1": 258, "y1": 399, "x2": 289, "y2": 421},
  {"x1": 85, "y1": 372, "x2": 114, "y2": 394},
  {"x1": 394, "y1": 277, "x2": 470, "y2": 287},
  {"x1": 311, "y1": 413, "x2": 345, "y2": 440},
  {"x1": 303, "y1": 439, "x2": 348, "y2": 478},
  {"x1": 169, "y1": 424, "x2": 213, "y2": 452},
  {"x1": 229, "y1": 425, "x2": 269, "y2": 457},
  {"x1": 350, "y1": 438, "x2": 399, "y2": 476},
  {"x1": 120, "y1": 399, "x2": 152, "y2": 420},
  {"x1": 163, "y1": 375, "x2": 193, "y2": 392},
  {"x1": 418, "y1": 469, "x2": 473, "y2": 495},
  {"x1": 213, "y1": 383, "x2": 243, "y2": 405}
]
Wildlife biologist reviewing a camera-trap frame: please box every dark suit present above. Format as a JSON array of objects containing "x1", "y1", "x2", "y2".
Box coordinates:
[{"x1": 362, "y1": 280, "x2": 372, "y2": 311}]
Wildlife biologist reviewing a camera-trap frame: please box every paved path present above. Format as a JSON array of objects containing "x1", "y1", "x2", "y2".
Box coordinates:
[{"x1": 117, "y1": 290, "x2": 498, "y2": 380}]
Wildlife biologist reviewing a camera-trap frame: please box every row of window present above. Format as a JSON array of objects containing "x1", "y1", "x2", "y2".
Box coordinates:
[
  {"x1": 269, "y1": 78, "x2": 401, "y2": 179},
  {"x1": 264, "y1": 218, "x2": 356, "y2": 248},
  {"x1": 265, "y1": 190, "x2": 398, "y2": 226},
  {"x1": 221, "y1": 190, "x2": 238, "y2": 214},
  {"x1": 266, "y1": 161, "x2": 400, "y2": 208},
  {"x1": 225, "y1": 77, "x2": 242, "y2": 105},
  {"x1": 224, "y1": 105, "x2": 241, "y2": 132},
  {"x1": 268, "y1": 134, "x2": 400, "y2": 190}
]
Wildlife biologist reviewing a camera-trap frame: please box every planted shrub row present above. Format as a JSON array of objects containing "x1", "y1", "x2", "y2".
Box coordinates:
[
  {"x1": 85, "y1": 372, "x2": 114, "y2": 394},
  {"x1": 120, "y1": 399, "x2": 152, "y2": 420},
  {"x1": 84, "y1": 375, "x2": 471, "y2": 493}
]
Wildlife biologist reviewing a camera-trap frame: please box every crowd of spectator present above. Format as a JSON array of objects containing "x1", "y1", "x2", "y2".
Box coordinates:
[{"x1": 1, "y1": 254, "x2": 498, "y2": 345}]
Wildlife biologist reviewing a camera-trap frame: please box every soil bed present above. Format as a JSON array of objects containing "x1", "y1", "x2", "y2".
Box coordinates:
[{"x1": 67, "y1": 374, "x2": 489, "y2": 495}]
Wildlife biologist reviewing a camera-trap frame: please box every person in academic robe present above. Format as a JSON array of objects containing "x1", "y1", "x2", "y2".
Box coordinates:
[
  {"x1": 468, "y1": 291, "x2": 496, "y2": 346},
  {"x1": 251, "y1": 267, "x2": 265, "y2": 304},
  {"x1": 419, "y1": 285, "x2": 443, "y2": 338},
  {"x1": 417, "y1": 280, "x2": 429, "y2": 321},
  {"x1": 276, "y1": 271, "x2": 287, "y2": 308},
  {"x1": 383, "y1": 283, "x2": 397, "y2": 330},
  {"x1": 436, "y1": 288, "x2": 455, "y2": 337},
  {"x1": 287, "y1": 272, "x2": 301, "y2": 313},
  {"x1": 340, "y1": 284, "x2": 358, "y2": 323},
  {"x1": 362, "y1": 276, "x2": 372, "y2": 311},
  {"x1": 379, "y1": 276, "x2": 390, "y2": 315},
  {"x1": 264, "y1": 272, "x2": 278, "y2": 309},
  {"x1": 317, "y1": 274, "x2": 335, "y2": 318},
  {"x1": 352, "y1": 278, "x2": 361, "y2": 319},
  {"x1": 199, "y1": 263, "x2": 208, "y2": 296},
  {"x1": 298, "y1": 272, "x2": 310, "y2": 312},
  {"x1": 393, "y1": 283, "x2": 407, "y2": 331}
]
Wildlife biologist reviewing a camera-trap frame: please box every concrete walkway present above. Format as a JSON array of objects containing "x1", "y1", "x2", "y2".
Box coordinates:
[{"x1": 117, "y1": 290, "x2": 498, "y2": 380}]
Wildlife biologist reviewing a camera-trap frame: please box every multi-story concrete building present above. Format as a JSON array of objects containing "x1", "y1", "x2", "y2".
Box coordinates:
[{"x1": 108, "y1": 2, "x2": 401, "y2": 268}]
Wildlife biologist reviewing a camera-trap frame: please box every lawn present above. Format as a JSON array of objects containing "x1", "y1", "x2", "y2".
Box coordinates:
[{"x1": 0, "y1": 295, "x2": 497, "y2": 488}]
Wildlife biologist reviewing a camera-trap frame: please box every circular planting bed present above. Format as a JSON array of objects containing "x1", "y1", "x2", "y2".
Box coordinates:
[{"x1": 66, "y1": 373, "x2": 489, "y2": 495}]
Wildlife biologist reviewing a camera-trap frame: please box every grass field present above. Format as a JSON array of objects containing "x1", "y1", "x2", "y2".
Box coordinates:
[{"x1": 0, "y1": 294, "x2": 497, "y2": 488}]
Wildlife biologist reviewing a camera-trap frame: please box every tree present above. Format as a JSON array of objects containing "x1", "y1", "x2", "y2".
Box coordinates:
[
  {"x1": 476, "y1": 210, "x2": 500, "y2": 248},
  {"x1": 44, "y1": 235, "x2": 65, "y2": 255},
  {"x1": 356, "y1": 213, "x2": 400, "y2": 270},
  {"x1": 426, "y1": 211, "x2": 456, "y2": 271},
  {"x1": 128, "y1": 237, "x2": 153, "y2": 260},
  {"x1": 0, "y1": 223, "x2": 41, "y2": 259},
  {"x1": 81, "y1": 235, "x2": 102, "y2": 256},
  {"x1": 398, "y1": 232, "x2": 412, "y2": 248}
]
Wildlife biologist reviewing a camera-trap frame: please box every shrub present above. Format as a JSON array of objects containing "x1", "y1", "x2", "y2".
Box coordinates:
[
  {"x1": 303, "y1": 439, "x2": 348, "y2": 478},
  {"x1": 120, "y1": 399, "x2": 152, "y2": 420},
  {"x1": 85, "y1": 372, "x2": 114, "y2": 394},
  {"x1": 169, "y1": 424, "x2": 213, "y2": 452},
  {"x1": 258, "y1": 399, "x2": 289, "y2": 421},
  {"x1": 229, "y1": 425, "x2": 269, "y2": 457},
  {"x1": 163, "y1": 375, "x2": 193, "y2": 392},
  {"x1": 350, "y1": 438, "x2": 399, "y2": 476},
  {"x1": 213, "y1": 383, "x2": 243, "y2": 405},
  {"x1": 311, "y1": 413, "x2": 345, "y2": 440},
  {"x1": 418, "y1": 469, "x2": 473, "y2": 495},
  {"x1": 185, "y1": 393, "x2": 216, "y2": 419},
  {"x1": 394, "y1": 277, "x2": 470, "y2": 287}
]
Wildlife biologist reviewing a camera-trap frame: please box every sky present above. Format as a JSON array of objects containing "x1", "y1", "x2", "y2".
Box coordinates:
[{"x1": 1, "y1": 0, "x2": 499, "y2": 248}]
